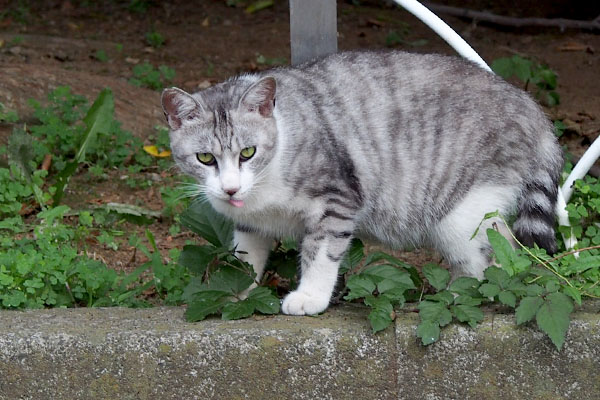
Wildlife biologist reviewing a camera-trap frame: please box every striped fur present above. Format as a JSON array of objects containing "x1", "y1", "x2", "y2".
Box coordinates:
[{"x1": 162, "y1": 50, "x2": 563, "y2": 315}]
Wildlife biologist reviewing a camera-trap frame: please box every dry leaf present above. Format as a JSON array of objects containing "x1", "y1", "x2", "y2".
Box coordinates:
[
  {"x1": 143, "y1": 145, "x2": 171, "y2": 158},
  {"x1": 557, "y1": 41, "x2": 588, "y2": 52}
]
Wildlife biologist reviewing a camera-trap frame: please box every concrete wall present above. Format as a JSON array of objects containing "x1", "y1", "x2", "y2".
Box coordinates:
[{"x1": 0, "y1": 303, "x2": 598, "y2": 399}]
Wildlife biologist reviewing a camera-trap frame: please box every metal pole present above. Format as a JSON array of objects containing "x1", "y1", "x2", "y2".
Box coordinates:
[{"x1": 289, "y1": 0, "x2": 337, "y2": 66}]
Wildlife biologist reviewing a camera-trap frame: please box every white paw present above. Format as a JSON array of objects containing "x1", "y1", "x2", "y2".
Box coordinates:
[{"x1": 281, "y1": 290, "x2": 330, "y2": 316}]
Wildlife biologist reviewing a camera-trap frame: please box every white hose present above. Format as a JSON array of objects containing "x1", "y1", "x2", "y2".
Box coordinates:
[{"x1": 392, "y1": 0, "x2": 589, "y2": 251}]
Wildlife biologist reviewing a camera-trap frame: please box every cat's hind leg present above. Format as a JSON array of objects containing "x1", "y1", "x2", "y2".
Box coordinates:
[{"x1": 430, "y1": 185, "x2": 519, "y2": 280}]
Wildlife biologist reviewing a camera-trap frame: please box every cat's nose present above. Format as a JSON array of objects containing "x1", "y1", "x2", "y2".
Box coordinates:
[{"x1": 224, "y1": 188, "x2": 239, "y2": 196}]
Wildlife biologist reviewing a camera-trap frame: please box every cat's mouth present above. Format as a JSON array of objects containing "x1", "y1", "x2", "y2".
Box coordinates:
[{"x1": 228, "y1": 199, "x2": 245, "y2": 208}]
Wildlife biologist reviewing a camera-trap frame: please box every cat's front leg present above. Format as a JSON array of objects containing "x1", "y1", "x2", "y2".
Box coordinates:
[
  {"x1": 282, "y1": 224, "x2": 353, "y2": 315},
  {"x1": 233, "y1": 226, "x2": 273, "y2": 296}
]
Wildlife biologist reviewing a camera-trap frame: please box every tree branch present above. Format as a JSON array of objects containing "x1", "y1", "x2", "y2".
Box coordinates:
[{"x1": 423, "y1": 3, "x2": 600, "y2": 32}]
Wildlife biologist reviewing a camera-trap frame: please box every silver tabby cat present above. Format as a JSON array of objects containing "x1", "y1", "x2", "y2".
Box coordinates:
[{"x1": 162, "y1": 50, "x2": 562, "y2": 316}]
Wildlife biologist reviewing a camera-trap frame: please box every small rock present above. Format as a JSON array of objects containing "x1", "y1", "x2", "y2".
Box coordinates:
[
  {"x1": 9, "y1": 46, "x2": 21, "y2": 55},
  {"x1": 197, "y1": 80, "x2": 212, "y2": 89},
  {"x1": 125, "y1": 57, "x2": 139, "y2": 64},
  {"x1": 149, "y1": 173, "x2": 161, "y2": 182},
  {"x1": 202, "y1": 17, "x2": 210, "y2": 27},
  {"x1": 143, "y1": 46, "x2": 155, "y2": 54}
]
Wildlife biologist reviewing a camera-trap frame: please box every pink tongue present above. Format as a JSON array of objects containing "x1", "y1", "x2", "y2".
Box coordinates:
[{"x1": 228, "y1": 199, "x2": 244, "y2": 208}]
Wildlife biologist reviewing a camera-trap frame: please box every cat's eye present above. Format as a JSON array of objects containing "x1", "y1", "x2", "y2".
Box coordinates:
[
  {"x1": 240, "y1": 146, "x2": 256, "y2": 161},
  {"x1": 196, "y1": 152, "x2": 216, "y2": 165}
]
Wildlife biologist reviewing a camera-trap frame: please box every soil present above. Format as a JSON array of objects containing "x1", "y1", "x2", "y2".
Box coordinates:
[{"x1": 0, "y1": 0, "x2": 599, "y2": 273}]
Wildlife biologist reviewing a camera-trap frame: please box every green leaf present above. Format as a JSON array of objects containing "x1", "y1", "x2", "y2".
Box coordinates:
[
  {"x1": 344, "y1": 275, "x2": 376, "y2": 301},
  {"x1": 425, "y1": 290, "x2": 454, "y2": 305},
  {"x1": 418, "y1": 300, "x2": 452, "y2": 327},
  {"x1": 417, "y1": 320, "x2": 441, "y2": 345},
  {"x1": 180, "y1": 199, "x2": 233, "y2": 247},
  {"x1": 185, "y1": 296, "x2": 229, "y2": 322},
  {"x1": 422, "y1": 264, "x2": 450, "y2": 291},
  {"x1": 246, "y1": 286, "x2": 280, "y2": 314},
  {"x1": 498, "y1": 290, "x2": 517, "y2": 308},
  {"x1": 221, "y1": 300, "x2": 255, "y2": 320},
  {"x1": 363, "y1": 251, "x2": 422, "y2": 287},
  {"x1": 566, "y1": 255, "x2": 600, "y2": 274},
  {"x1": 245, "y1": 0, "x2": 273, "y2": 14},
  {"x1": 487, "y1": 229, "x2": 517, "y2": 275},
  {"x1": 361, "y1": 264, "x2": 416, "y2": 293},
  {"x1": 178, "y1": 245, "x2": 215, "y2": 276},
  {"x1": 562, "y1": 286, "x2": 582, "y2": 306},
  {"x1": 538, "y1": 68, "x2": 557, "y2": 89},
  {"x1": 491, "y1": 57, "x2": 514, "y2": 79},
  {"x1": 364, "y1": 296, "x2": 394, "y2": 333},
  {"x1": 536, "y1": 292, "x2": 573, "y2": 350},
  {"x1": 479, "y1": 283, "x2": 501, "y2": 298},
  {"x1": 449, "y1": 277, "x2": 481, "y2": 297},
  {"x1": 339, "y1": 238, "x2": 364, "y2": 274},
  {"x1": 526, "y1": 284, "x2": 544, "y2": 297},
  {"x1": 206, "y1": 265, "x2": 254, "y2": 296},
  {"x1": 453, "y1": 295, "x2": 482, "y2": 307},
  {"x1": 512, "y1": 56, "x2": 533, "y2": 82},
  {"x1": 484, "y1": 266, "x2": 510, "y2": 288},
  {"x1": 450, "y1": 304, "x2": 484, "y2": 328},
  {"x1": 53, "y1": 88, "x2": 114, "y2": 205},
  {"x1": 515, "y1": 296, "x2": 543, "y2": 325}
]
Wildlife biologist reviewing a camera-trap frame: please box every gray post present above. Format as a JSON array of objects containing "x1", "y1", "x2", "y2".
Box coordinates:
[{"x1": 289, "y1": 0, "x2": 337, "y2": 66}]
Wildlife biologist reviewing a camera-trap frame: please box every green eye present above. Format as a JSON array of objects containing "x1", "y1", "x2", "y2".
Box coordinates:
[
  {"x1": 240, "y1": 146, "x2": 256, "y2": 161},
  {"x1": 196, "y1": 152, "x2": 215, "y2": 165}
]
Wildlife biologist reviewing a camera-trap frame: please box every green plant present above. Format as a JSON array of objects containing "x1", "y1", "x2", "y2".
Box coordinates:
[
  {"x1": 491, "y1": 55, "x2": 560, "y2": 106},
  {"x1": 176, "y1": 192, "x2": 598, "y2": 350},
  {"x1": 27, "y1": 86, "x2": 143, "y2": 175},
  {"x1": 177, "y1": 200, "x2": 280, "y2": 321},
  {"x1": 256, "y1": 53, "x2": 287, "y2": 66},
  {"x1": 93, "y1": 49, "x2": 108, "y2": 62},
  {"x1": 0, "y1": 103, "x2": 19, "y2": 123},
  {"x1": 1, "y1": 206, "x2": 131, "y2": 308},
  {"x1": 128, "y1": 0, "x2": 152, "y2": 13},
  {"x1": 145, "y1": 29, "x2": 165, "y2": 48},
  {"x1": 129, "y1": 62, "x2": 175, "y2": 90},
  {"x1": 385, "y1": 29, "x2": 427, "y2": 47}
]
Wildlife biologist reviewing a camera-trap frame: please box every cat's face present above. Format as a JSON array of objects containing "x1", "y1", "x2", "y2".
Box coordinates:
[{"x1": 162, "y1": 77, "x2": 278, "y2": 210}]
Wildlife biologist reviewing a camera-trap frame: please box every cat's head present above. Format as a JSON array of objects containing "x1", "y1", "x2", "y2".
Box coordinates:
[{"x1": 161, "y1": 76, "x2": 278, "y2": 211}]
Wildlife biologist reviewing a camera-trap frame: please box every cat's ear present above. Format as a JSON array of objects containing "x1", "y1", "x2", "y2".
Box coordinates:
[
  {"x1": 238, "y1": 77, "x2": 276, "y2": 118},
  {"x1": 161, "y1": 87, "x2": 204, "y2": 130}
]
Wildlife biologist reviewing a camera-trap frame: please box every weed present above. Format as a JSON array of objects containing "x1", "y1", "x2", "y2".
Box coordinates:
[
  {"x1": 129, "y1": 62, "x2": 175, "y2": 90},
  {"x1": 93, "y1": 49, "x2": 108, "y2": 62},
  {"x1": 145, "y1": 29, "x2": 165, "y2": 48},
  {"x1": 385, "y1": 29, "x2": 427, "y2": 47},
  {"x1": 256, "y1": 53, "x2": 287, "y2": 66},
  {"x1": 128, "y1": 0, "x2": 153, "y2": 14},
  {"x1": 491, "y1": 55, "x2": 560, "y2": 106},
  {"x1": 0, "y1": 103, "x2": 18, "y2": 123}
]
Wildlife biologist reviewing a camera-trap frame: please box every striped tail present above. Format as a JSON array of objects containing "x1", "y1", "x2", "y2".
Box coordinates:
[{"x1": 513, "y1": 175, "x2": 560, "y2": 255}]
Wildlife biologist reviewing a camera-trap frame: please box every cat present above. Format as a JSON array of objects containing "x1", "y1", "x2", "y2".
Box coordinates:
[{"x1": 162, "y1": 50, "x2": 563, "y2": 316}]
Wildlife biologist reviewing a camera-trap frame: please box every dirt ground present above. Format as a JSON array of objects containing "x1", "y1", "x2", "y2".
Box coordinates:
[{"x1": 0, "y1": 0, "x2": 599, "y2": 272}]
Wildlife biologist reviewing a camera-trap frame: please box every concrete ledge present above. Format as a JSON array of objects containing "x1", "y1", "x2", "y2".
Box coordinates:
[{"x1": 0, "y1": 303, "x2": 598, "y2": 400}]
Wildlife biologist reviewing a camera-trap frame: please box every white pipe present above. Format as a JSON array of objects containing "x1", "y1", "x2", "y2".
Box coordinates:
[
  {"x1": 392, "y1": 0, "x2": 492, "y2": 72},
  {"x1": 561, "y1": 136, "x2": 600, "y2": 202},
  {"x1": 392, "y1": 0, "x2": 585, "y2": 251}
]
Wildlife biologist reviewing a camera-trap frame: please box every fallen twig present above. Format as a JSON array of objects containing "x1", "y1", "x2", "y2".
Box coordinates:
[
  {"x1": 423, "y1": 3, "x2": 600, "y2": 32},
  {"x1": 41, "y1": 154, "x2": 52, "y2": 171}
]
